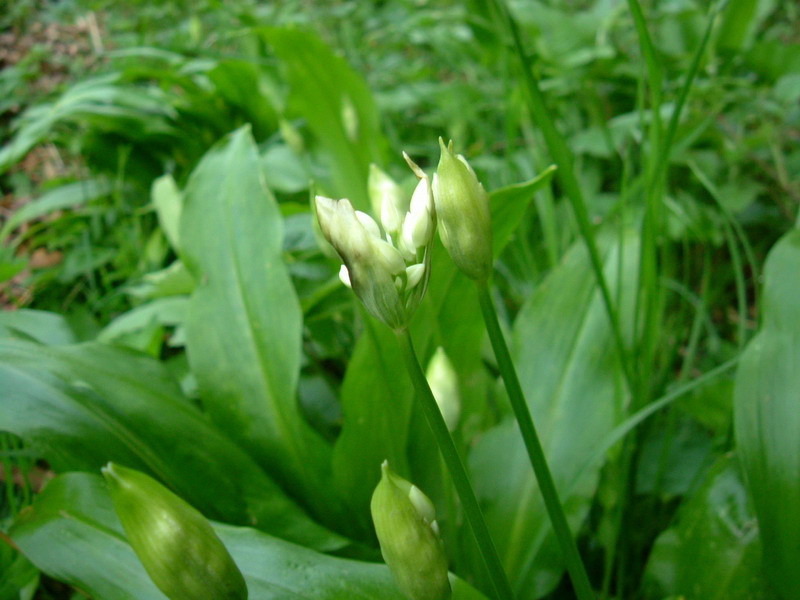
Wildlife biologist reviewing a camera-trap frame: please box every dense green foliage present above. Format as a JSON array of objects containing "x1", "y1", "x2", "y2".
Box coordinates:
[{"x1": 1, "y1": 0, "x2": 799, "y2": 598}]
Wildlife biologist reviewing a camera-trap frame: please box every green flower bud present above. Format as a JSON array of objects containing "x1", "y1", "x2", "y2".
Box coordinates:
[
  {"x1": 426, "y1": 347, "x2": 461, "y2": 432},
  {"x1": 371, "y1": 461, "x2": 451, "y2": 600},
  {"x1": 433, "y1": 138, "x2": 492, "y2": 281},
  {"x1": 102, "y1": 463, "x2": 247, "y2": 600}
]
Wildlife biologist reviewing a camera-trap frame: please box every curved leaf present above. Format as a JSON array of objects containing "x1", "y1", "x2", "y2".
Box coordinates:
[
  {"x1": 642, "y1": 455, "x2": 767, "y2": 599},
  {"x1": 0, "y1": 339, "x2": 343, "y2": 551},
  {"x1": 180, "y1": 126, "x2": 333, "y2": 512},
  {"x1": 734, "y1": 227, "x2": 800, "y2": 600}
]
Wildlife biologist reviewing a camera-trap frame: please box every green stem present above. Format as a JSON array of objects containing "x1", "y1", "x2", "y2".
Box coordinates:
[
  {"x1": 476, "y1": 282, "x2": 595, "y2": 600},
  {"x1": 395, "y1": 329, "x2": 515, "y2": 600}
]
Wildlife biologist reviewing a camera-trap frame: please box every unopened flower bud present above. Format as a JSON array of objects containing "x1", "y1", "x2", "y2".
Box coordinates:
[
  {"x1": 433, "y1": 138, "x2": 492, "y2": 281},
  {"x1": 369, "y1": 164, "x2": 406, "y2": 237},
  {"x1": 426, "y1": 347, "x2": 461, "y2": 432},
  {"x1": 102, "y1": 463, "x2": 247, "y2": 600},
  {"x1": 371, "y1": 461, "x2": 451, "y2": 600},
  {"x1": 402, "y1": 178, "x2": 435, "y2": 253}
]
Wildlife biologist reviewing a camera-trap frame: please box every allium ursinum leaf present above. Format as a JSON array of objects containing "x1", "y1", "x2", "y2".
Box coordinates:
[
  {"x1": 370, "y1": 461, "x2": 451, "y2": 600},
  {"x1": 433, "y1": 138, "x2": 492, "y2": 281}
]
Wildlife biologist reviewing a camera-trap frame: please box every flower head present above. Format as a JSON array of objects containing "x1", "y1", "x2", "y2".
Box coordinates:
[{"x1": 315, "y1": 155, "x2": 436, "y2": 330}]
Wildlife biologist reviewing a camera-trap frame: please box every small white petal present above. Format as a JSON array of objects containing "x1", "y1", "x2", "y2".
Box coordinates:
[
  {"x1": 373, "y1": 239, "x2": 406, "y2": 275},
  {"x1": 338, "y1": 265, "x2": 352, "y2": 288},
  {"x1": 409, "y1": 178, "x2": 430, "y2": 214},
  {"x1": 405, "y1": 263, "x2": 425, "y2": 289},
  {"x1": 402, "y1": 207, "x2": 432, "y2": 251},
  {"x1": 355, "y1": 210, "x2": 381, "y2": 239}
]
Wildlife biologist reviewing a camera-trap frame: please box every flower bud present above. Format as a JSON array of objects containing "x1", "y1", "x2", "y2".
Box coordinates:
[
  {"x1": 369, "y1": 164, "x2": 407, "y2": 238},
  {"x1": 426, "y1": 347, "x2": 461, "y2": 432},
  {"x1": 102, "y1": 463, "x2": 248, "y2": 600},
  {"x1": 433, "y1": 138, "x2": 492, "y2": 281},
  {"x1": 371, "y1": 461, "x2": 451, "y2": 600}
]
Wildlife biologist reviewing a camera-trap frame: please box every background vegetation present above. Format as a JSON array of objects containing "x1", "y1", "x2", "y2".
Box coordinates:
[{"x1": 1, "y1": 0, "x2": 799, "y2": 598}]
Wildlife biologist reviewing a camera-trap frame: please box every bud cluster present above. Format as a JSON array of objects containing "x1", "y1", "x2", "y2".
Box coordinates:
[{"x1": 315, "y1": 154, "x2": 435, "y2": 331}]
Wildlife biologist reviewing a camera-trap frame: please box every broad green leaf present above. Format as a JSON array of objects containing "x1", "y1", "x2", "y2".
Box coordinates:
[
  {"x1": 470, "y1": 229, "x2": 638, "y2": 598},
  {"x1": 10, "y1": 474, "x2": 168, "y2": 600},
  {"x1": 10, "y1": 473, "x2": 487, "y2": 600},
  {"x1": 263, "y1": 27, "x2": 384, "y2": 210},
  {"x1": 734, "y1": 227, "x2": 800, "y2": 600},
  {"x1": 0, "y1": 309, "x2": 78, "y2": 345},
  {"x1": 0, "y1": 339, "x2": 344, "y2": 551},
  {"x1": 331, "y1": 316, "x2": 421, "y2": 538},
  {"x1": 490, "y1": 166, "x2": 557, "y2": 257},
  {"x1": 642, "y1": 456, "x2": 767, "y2": 599},
  {"x1": 180, "y1": 126, "x2": 333, "y2": 512}
]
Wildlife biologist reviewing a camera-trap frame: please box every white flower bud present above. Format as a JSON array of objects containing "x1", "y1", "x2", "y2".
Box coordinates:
[
  {"x1": 339, "y1": 265, "x2": 352, "y2": 288},
  {"x1": 426, "y1": 347, "x2": 461, "y2": 432},
  {"x1": 405, "y1": 264, "x2": 425, "y2": 290}
]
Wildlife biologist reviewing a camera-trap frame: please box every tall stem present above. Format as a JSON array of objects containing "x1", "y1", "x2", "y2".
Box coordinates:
[
  {"x1": 476, "y1": 282, "x2": 595, "y2": 600},
  {"x1": 395, "y1": 329, "x2": 515, "y2": 600}
]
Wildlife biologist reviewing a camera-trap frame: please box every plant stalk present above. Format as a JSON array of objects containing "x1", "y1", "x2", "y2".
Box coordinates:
[
  {"x1": 395, "y1": 329, "x2": 515, "y2": 600},
  {"x1": 476, "y1": 282, "x2": 595, "y2": 600}
]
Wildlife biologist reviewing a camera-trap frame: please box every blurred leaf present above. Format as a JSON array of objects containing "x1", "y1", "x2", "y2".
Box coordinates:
[
  {"x1": 180, "y1": 126, "x2": 334, "y2": 514},
  {"x1": 0, "y1": 74, "x2": 179, "y2": 175},
  {"x1": 470, "y1": 229, "x2": 638, "y2": 598},
  {"x1": 127, "y1": 260, "x2": 195, "y2": 300},
  {"x1": 263, "y1": 27, "x2": 384, "y2": 210},
  {"x1": 734, "y1": 226, "x2": 800, "y2": 600},
  {"x1": 0, "y1": 309, "x2": 78, "y2": 345},
  {"x1": 0, "y1": 179, "x2": 112, "y2": 243},
  {"x1": 491, "y1": 166, "x2": 557, "y2": 257},
  {"x1": 642, "y1": 455, "x2": 767, "y2": 599},
  {"x1": 98, "y1": 297, "x2": 187, "y2": 346},
  {"x1": 207, "y1": 59, "x2": 278, "y2": 141},
  {"x1": 151, "y1": 174, "x2": 183, "y2": 251},
  {"x1": 262, "y1": 143, "x2": 309, "y2": 194},
  {"x1": 10, "y1": 472, "x2": 487, "y2": 600},
  {"x1": 717, "y1": 0, "x2": 760, "y2": 52},
  {"x1": 0, "y1": 545, "x2": 38, "y2": 600},
  {"x1": 0, "y1": 339, "x2": 344, "y2": 550}
]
